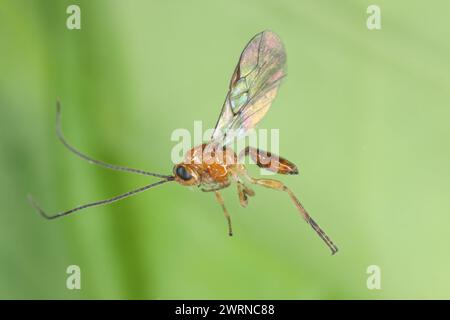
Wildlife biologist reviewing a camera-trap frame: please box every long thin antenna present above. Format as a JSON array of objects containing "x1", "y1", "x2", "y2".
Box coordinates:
[
  {"x1": 55, "y1": 100, "x2": 171, "y2": 179},
  {"x1": 28, "y1": 178, "x2": 173, "y2": 219}
]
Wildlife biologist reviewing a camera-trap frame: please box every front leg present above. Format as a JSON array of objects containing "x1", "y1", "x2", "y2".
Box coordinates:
[{"x1": 214, "y1": 191, "x2": 233, "y2": 236}]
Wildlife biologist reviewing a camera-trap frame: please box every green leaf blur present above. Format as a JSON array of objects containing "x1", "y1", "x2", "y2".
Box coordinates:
[{"x1": 1, "y1": 0, "x2": 450, "y2": 299}]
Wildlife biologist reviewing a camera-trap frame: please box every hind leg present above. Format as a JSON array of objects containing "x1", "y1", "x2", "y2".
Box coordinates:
[
  {"x1": 243, "y1": 174, "x2": 338, "y2": 255},
  {"x1": 238, "y1": 146, "x2": 298, "y2": 175}
]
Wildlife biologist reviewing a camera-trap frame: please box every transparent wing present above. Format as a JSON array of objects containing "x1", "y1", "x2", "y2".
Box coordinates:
[{"x1": 211, "y1": 30, "x2": 286, "y2": 146}]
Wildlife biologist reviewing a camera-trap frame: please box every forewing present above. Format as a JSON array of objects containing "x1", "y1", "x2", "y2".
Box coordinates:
[{"x1": 211, "y1": 31, "x2": 286, "y2": 145}]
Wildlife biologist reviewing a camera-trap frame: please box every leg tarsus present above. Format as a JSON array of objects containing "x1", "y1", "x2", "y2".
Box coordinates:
[{"x1": 214, "y1": 191, "x2": 233, "y2": 236}]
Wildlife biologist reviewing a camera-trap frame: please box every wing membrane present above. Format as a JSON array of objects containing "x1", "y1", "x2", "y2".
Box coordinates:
[{"x1": 211, "y1": 31, "x2": 286, "y2": 145}]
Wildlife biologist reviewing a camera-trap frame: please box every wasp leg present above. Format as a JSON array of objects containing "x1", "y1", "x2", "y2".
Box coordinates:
[
  {"x1": 214, "y1": 191, "x2": 233, "y2": 236},
  {"x1": 238, "y1": 146, "x2": 298, "y2": 175},
  {"x1": 244, "y1": 176, "x2": 338, "y2": 255},
  {"x1": 237, "y1": 183, "x2": 247, "y2": 207},
  {"x1": 237, "y1": 182, "x2": 255, "y2": 208}
]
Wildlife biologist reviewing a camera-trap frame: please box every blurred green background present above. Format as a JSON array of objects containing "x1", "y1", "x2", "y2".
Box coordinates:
[{"x1": 1, "y1": 0, "x2": 450, "y2": 299}]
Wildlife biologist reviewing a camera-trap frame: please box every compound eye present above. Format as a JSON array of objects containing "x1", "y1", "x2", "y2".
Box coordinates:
[{"x1": 176, "y1": 165, "x2": 192, "y2": 181}]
